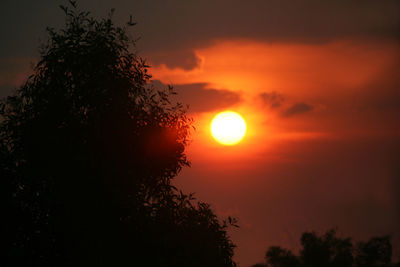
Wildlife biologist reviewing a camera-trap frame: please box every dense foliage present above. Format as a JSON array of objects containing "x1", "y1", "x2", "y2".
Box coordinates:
[
  {"x1": 251, "y1": 229, "x2": 398, "y2": 267},
  {"x1": 1, "y1": 2, "x2": 236, "y2": 266}
]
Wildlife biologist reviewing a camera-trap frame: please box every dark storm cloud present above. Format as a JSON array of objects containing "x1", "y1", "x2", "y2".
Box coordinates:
[
  {"x1": 1, "y1": 0, "x2": 399, "y2": 70},
  {"x1": 283, "y1": 102, "x2": 314, "y2": 117},
  {"x1": 151, "y1": 80, "x2": 242, "y2": 113},
  {"x1": 259, "y1": 91, "x2": 285, "y2": 109}
]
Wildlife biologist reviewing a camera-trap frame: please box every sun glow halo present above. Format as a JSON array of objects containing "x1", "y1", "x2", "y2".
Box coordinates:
[{"x1": 211, "y1": 111, "x2": 247, "y2": 146}]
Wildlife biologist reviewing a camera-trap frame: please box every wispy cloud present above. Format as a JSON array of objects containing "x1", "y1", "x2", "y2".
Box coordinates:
[
  {"x1": 259, "y1": 91, "x2": 285, "y2": 109},
  {"x1": 151, "y1": 80, "x2": 242, "y2": 113},
  {"x1": 283, "y1": 102, "x2": 314, "y2": 117}
]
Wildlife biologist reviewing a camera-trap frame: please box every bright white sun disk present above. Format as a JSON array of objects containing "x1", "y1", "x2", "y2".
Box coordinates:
[{"x1": 211, "y1": 111, "x2": 247, "y2": 145}]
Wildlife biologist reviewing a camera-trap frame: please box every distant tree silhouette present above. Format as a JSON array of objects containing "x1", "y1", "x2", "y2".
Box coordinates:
[
  {"x1": 266, "y1": 246, "x2": 301, "y2": 267},
  {"x1": 2, "y1": 1, "x2": 236, "y2": 266},
  {"x1": 356, "y1": 236, "x2": 392, "y2": 267},
  {"x1": 300, "y1": 229, "x2": 353, "y2": 267},
  {"x1": 252, "y1": 229, "x2": 398, "y2": 267}
]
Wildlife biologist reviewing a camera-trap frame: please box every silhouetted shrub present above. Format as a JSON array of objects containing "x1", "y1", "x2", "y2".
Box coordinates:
[
  {"x1": 253, "y1": 229, "x2": 397, "y2": 267},
  {"x1": 1, "y1": 1, "x2": 236, "y2": 266}
]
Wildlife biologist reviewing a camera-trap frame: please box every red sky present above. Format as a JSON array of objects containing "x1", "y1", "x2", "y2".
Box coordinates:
[
  {"x1": 1, "y1": 1, "x2": 399, "y2": 266},
  {"x1": 152, "y1": 38, "x2": 400, "y2": 265}
]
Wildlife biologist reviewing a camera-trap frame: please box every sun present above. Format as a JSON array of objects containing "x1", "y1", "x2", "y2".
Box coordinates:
[{"x1": 211, "y1": 111, "x2": 247, "y2": 146}]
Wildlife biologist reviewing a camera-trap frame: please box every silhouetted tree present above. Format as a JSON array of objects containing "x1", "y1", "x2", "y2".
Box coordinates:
[
  {"x1": 266, "y1": 246, "x2": 301, "y2": 267},
  {"x1": 2, "y1": 1, "x2": 236, "y2": 266},
  {"x1": 356, "y1": 236, "x2": 392, "y2": 267},
  {"x1": 300, "y1": 229, "x2": 353, "y2": 267},
  {"x1": 253, "y1": 229, "x2": 396, "y2": 267}
]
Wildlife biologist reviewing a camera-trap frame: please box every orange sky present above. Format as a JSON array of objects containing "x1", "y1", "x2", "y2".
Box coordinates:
[
  {"x1": 151, "y1": 39, "x2": 400, "y2": 160},
  {"x1": 149, "y1": 39, "x2": 400, "y2": 264},
  {"x1": 1, "y1": 1, "x2": 399, "y2": 265},
  {"x1": 153, "y1": 40, "x2": 399, "y2": 96}
]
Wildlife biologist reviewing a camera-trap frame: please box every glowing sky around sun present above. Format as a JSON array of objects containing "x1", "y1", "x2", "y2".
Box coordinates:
[
  {"x1": 149, "y1": 39, "x2": 400, "y2": 265},
  {"x1": 211, "y1": 111, "x2": 247, "y2": 145},
  {"x1": 1, "y1": 1, "x2": 399, "y2": 265}
]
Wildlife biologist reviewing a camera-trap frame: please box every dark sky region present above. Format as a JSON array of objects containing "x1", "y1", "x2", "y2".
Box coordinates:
[{"x1": 1, "y1": 1, "x2": 400, "y2": 266}]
